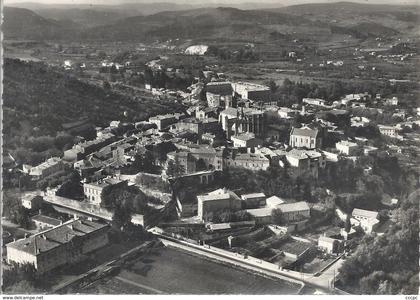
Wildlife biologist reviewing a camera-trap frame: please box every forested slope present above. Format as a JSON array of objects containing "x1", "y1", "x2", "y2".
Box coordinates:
[{"x1": 3, "y1": 59, "x2": 181, "y2": 165}]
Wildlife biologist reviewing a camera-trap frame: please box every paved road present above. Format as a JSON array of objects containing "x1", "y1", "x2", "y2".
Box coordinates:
[{"x1": 308, "y1": 257, "x2": 345, "y2": 290}]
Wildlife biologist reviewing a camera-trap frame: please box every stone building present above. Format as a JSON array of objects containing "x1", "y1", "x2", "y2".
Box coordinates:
[{"x1": 6, "y1": 219, "x2": 109, "y2": 274}]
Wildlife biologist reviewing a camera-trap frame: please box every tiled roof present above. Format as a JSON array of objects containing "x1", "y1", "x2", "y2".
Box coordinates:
[
  {"x1": 246, "y1": 207, "x2": 273, "y2": 217},
  {"x1": 232, "y1": 133, "x2": 257, "y2": 142},
  {"x1": 290, "y1": 127, "x2": 318, "y2": 138},
  {"x1": 266, "y1": 196, "x2": 285, "y2": 206},
  {"x1": 198, "y1": 193, "x2": 231, "y2": 202},
  {"x1": 352, "y1": 208, "x2": 378, "y2": 219},
  {"x1": 198, "y1": 188, "x2": 240, "y2": 202},
  {"x1": 31, "y1": 215, "x2": 62, "y2": 227},
  {"x1": 7, "y1": 219, "x2": 108, "y2": 256},
  {"x1": 241, "y1": 193, "x2": 266, "y2": 200},
  {"x1": 318, "y1": 236, "x2": 337, "y2": 243},
  {"x1": 278, "y1": 201, "x2": 310, "y2": 213},
  {"x1": 206, "y1": 82, "x2": 233, "y2": 95}
]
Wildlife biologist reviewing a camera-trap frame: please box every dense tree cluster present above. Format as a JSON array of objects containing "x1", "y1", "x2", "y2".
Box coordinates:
[
  {"x1": 272, "y1": 77, "x2": 414, "y2": 106},
  {"x1": 36, "y1": 168, "x2": 75, "y2": 191},
  {"x1": 100, "y1": 181, "x2": 156, "y2": 230},
  {"x1": 122, "y1": 150, "x2": 161, "y2": 175},
  {"x1": 2, "y1": 263, "x2": 40, "y2": 293},
  {"x1": 166, "y1": 157, "x2": 186, "y2": 178},
  {"x1": 9, "y1": 133, "x2": 73, "y2": 166},
  {"x1": 221, "y1": 167, "x2": 314, "y2": 202},
  {"x1": 3, "y1": 192, "x2": 31, "y2": 229},
  {"x1": 144, "y1": 66, "x2": 194, "y2": 90},
  {"x1": 135, "y1": 174, "x2": 171, "y2": 193},
  {"x1": 207, "y1": 46, "x2": 260, "y2": 62},
  {"x1": 55, "y1": 171, "x2": 84, "y2": 200},
  {"x1": 338, "y1": 191, "x2": 419, "y2": 294}
]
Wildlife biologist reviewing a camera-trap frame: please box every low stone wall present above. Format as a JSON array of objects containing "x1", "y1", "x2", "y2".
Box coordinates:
[
  {"x1": 151, "y1": 229, "x2": 305, "y2": 286},
  {"x1": 45, "y1": 194, "x2": 144, "y2": 226}
]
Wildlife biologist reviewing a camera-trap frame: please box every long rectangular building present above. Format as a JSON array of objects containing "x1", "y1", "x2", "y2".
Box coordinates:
[{"x1": 6, "y1": 219, "x2": 109, "y2": 274}]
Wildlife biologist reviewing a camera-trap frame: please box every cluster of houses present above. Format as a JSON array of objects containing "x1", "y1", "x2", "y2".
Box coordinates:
[{"x1": 8, "y1": 59, "x2": 418, "y2": 275}]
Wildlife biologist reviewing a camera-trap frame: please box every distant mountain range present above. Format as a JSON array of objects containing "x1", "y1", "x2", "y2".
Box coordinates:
[
  {"x1": 4, "y1": 2, "x2": 419, "y2": 42},
  {"x1": 7, "y1": 1, "x2": 287, "y2": 19}
]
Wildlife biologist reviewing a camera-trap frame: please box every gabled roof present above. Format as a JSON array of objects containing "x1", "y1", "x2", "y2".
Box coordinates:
[
  {"x1": 318, "y1": 235, "x2": 337, "y2": 243},
  {"x1": 352, "y1": 208, "x2": 378, "y2": 219},
  {"x1": 286, "y1": 149, "x2": 310, "y2": 160},
  {"x1": 206, "y1": 81, "x2": 233, "y2": 95},
  {"x1": 266, "y1": 196, "x2": 285, "y2": 206},
  {"x1": 278, "y1": 201, "x2": 310, "y2": 213},
  {"x1": 231, "y1": 153, "x2": 269, "y2": 162},
  {"x1": 246, "y1": 207, "x2": 273, "y2": 217},
  {"x1": 7, "y1": 219, "x2": 108, "y2": 256},
  {"x1": 231, "y1": 133, "x2": 257, "y2": 142},
  {"x1": 290, "y1": 127, "x2": 318, "y2": 138},
  {"x1": 31, "y1": 215, "x2": 62, "y2": 227},
  {"x1": 198, "y1": 188, "x2": 240, "y2": 202},
  {"x1": 241, "y1": 193, "x2": 266, "y2": 200}
]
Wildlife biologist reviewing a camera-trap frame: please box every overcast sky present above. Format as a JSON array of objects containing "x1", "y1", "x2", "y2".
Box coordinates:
[{"x1": 4, "y1": 0, "x2": 418, "y2": 5}]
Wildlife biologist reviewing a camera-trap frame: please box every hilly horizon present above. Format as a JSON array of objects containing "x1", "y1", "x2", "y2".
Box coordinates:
[
  {"x1": 3, "y1": 6, "x2": 79, "y2": 40},
  {"x1": 82, "y1": 6, "x2": 318, "y2": 41},
  {"x1": 4, "y1": 2, "x2": 418, "y2": 42},
  {"x1": 5, "y1": 0, "x2": 419, "y2": 6}
]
